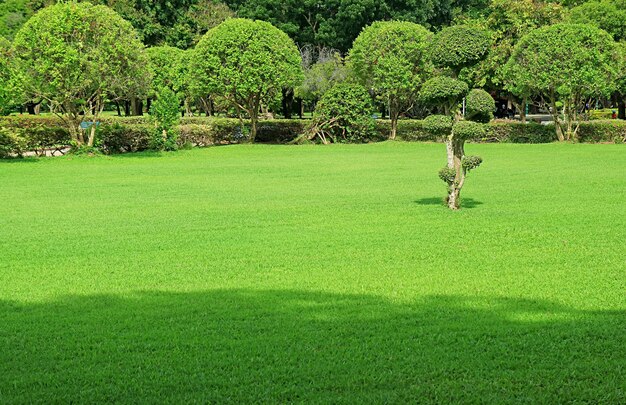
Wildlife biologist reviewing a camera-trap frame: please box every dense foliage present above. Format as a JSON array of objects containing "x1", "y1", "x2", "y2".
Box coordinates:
[
  {"x1": 466, "y1": 89, "x2": 495, "y2": 123},
  {"x1": 419, "y1": 77, "x2": 469, "y2": 116},
  {"x1": 12, "y1": 1, "x2": 150, "y2": 146},
  {"x1": 429, "y1": 25, "x2": 492, "y2": 75},
  {"x1": 503, "y1": 23, "x2": 620, "y2": 140},
  {"x1": 306, "y1": 82, "x2": 375, "y2": 144},
  {"x1": 349, "y1": 21, "x2": 432, "y2": 140},
  {"x1": 190, "y1": 18, "x2": 303, "y2": 141}
]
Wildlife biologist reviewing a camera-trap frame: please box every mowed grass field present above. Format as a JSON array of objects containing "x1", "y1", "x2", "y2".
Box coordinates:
[{"x1": 1, "y1": 142, "x2": 624, "y2": 403}]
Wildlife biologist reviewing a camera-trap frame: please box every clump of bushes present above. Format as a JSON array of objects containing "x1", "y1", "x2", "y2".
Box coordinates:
[{"x1": 303, "y1": 82, "x2": 375, "y2": 144}]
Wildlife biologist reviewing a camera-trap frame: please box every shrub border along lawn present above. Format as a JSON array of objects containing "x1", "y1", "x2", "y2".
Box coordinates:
[{"x1": 1, "y1": 115, "x2": 624, "y2": 157}]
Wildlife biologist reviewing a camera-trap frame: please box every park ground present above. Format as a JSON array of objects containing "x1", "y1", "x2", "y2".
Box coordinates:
[{"x1": 0, "y1": 142, "x2": 625, "y2": 402}]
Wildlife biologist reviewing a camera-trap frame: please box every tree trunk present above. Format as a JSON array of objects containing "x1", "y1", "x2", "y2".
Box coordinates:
[
  {"x1": 282, "y1": 88, "x2": 294, "y2": 119},
  {"x1": 146, "y1": 98, "x2": 152, "y2": 114},
  {"x1": 130, "y1": 97, "x2": 143, "y2": 116},
  {"x1": 619, "y1": 98, "x2": 625, "y2": 120},
  {"x1": 389, "y1": 97, "x2": 399, "y2": 140},
  {"x1": 296, "y1": 98, "x2": 303, "y2": 119},
  {"x1": 445, "y1": 134, "x2": 466, "y2": 210},
  {"x1": 549, "y1": 93, "x2": 564, "y2": 142},
  {"x1": 116, "y1": 102, "x2": 121, "y2": 117},
  {"x1": 124, "y1": 101, "x2": 131, "y2": 116},
  {"x1": 26, "y1": 103, "x2": 36, "y2": 115},
  {"x1": 250, "y1": 113, "x2": 258, "y2": 142}
]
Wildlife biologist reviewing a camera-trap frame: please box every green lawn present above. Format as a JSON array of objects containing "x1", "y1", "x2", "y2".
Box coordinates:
[{"x1": 1, "y1": 142, "x2": 624, "y2": 403}]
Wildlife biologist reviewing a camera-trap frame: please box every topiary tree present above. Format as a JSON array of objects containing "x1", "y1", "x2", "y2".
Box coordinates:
[
  {"x1": 419, "y1": 77, "x2": 469, "y2": 117},
  {"x1": 303, "y1": 82, "x2": 374, "y2": 144},
  {"x1": 429, "y1": 24, "x2": 492, "y2": 77},
  {"x1": 349, "y1": 21, "x2": 433, "y2": 140},
  {"x1": 422, "y1": 24, "x2": 493, "y2": 210},
  {"x1": 12, "y1": 2, "x2": 151, "y2": 147},
  {"x1": 150, "y1": 86, "x2": 180, "y2": 151},
  {"x1": 503, "y1": 23, "x2": 619, "y2": 141},
  {"x1": 190, "y1": 18, "x2": 303, "y2": 142}
]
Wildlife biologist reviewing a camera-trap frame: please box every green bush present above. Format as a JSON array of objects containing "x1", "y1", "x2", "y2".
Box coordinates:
[
  {"x1": 466, "y1": 89, "x2": 495, "y2": 123},
  {"x1": 419, "y1": 77, "x2": 469, "y2": 112},
  {"x1": 98, "y1": 123, "x2": 152, "y2": 154},
  {"x1": 0, "y1": 127, "x2": 26, "y2": 158},
  {"x1": 430, "y1": 25, "x2": 492, "y2": 72},
  {"x1": 150, "y1": 87, "x2": 181, "y2": 151},
  {"x1": 577, "y1": 120, "x2": 626, "y2": 143},
  {"x1": 422, "y1": 115, "x2": 453, "y2": 137},
  {"x1": 484, "y1": 121, "x2": 556, "y2": 143},
  {"x1": 453, "y1": 120, "x2": 486, "y2": 140},
  {"x1": 308, "y1": 82, "x2": 375, "y2": 143}
]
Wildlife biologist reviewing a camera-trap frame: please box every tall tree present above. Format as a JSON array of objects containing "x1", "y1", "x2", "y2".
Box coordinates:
[
  {"x1": 12, "y1": 2, "x2": 151, "y2": 146},
  {"x1": 190, "y1": 18, "x2": 303, "y2": 141},
  {"x1": 503, "y1": 23, "x2": 619, "y2": 141},
  {"x1": 349, "y1": 21, "x2": 433, "y2": 140}
]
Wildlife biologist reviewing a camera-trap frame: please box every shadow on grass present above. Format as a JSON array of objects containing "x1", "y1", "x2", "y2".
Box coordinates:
[
  {"x1": 1, "y1": 291, "x2": 623, "y2": 403},
  {"x1": 415, "y1": 197, "x2": 484, "y2": 209}
]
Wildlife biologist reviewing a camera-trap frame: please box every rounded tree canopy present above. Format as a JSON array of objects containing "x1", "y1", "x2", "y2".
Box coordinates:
[
  {"x1": 312, "y1": 81, "x2": 374, "y2": 141},
  {"x1": 147, "y1": 46, "x2": 185, "y2": 95},
  {"x1": 12, "y1": 2, "x2": 150, "y2": 104},
  {"x1": 465, "y1": 89, "x2": 495, "y2": 123},
  {"x1": 190, "y1": 18, "x2": 303, "y2": 103},
  {"x1": 419, "y1": 76, "x2": 469, "y2": 111},
  {"x1": 430, "y1": 25, "x2": 492, "y2": 72},
  {"x1": 422, "y1": 114, "x2": 453, "y2": 136},
  {"x1": 503, "y1": 23, "x2": 619, "y2": 99},
  {"x1": 569, "y1": 0, "x2": 626, "y2": 42},
  {"x1": 349, "y1": 21, "x2": 433, "y2": 98},
  {"x1": 453, "y1": 120, "x2": 486, "y2": 141}
]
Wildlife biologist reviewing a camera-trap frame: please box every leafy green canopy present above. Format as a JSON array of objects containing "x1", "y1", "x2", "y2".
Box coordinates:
[
  {"x1": 12, "y1": 1, "x2": 150, "y2": 143},
  {"x1": 309, "y1": 81, "x2": 374, "y2": 143},
  {"x1": 0, "y1": 37, "x2": 15, "y2": 115},
  {"x1": 296, "y1": 54, "x2": 347, "y2": 104},
  {"x1": 225, "y1": 0, "x2": 490, "y2": 52},
  {"x1": 569, "y1": 0, "x2": 626, "y2": 42},
  {"x1": 190, "y1": 18, "x2": 303, "y2": 139},
  {"x1": 419, "y1": 77, "x2": 469, "y2": 115},
  {"x1": 465, "y1": 89, "x2": 495, "y2": 123},
  {"x1": 350, "y1": 21, "x2": 432, "y2": 101},
  {"x1": 503, "y1": 23, "x2": 619, "y2": 102},
  {"x1": 146, "y1": 46, "x2": 185, "y2": 96},
  {"x1": 349, "y1": 20, "x2": 432, "y2": 138},
  {"x1": 430, "y1": 25, "x2": 492, "y2": 74}
]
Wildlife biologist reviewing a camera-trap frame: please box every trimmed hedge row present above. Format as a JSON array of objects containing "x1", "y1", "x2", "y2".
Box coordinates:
[{"x1": 1, "y1": 115, "x2": 623, "y2": 157}]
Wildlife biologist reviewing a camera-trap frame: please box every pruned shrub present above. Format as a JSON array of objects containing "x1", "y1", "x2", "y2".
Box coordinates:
[
  {"x1": 453, "y1": 120, "x2": 486, "y2": 140},
  {"x1": 466, "y1": 89, "x2": 495, "y2": 123},
  {"x1": 430, "y1": 25, "x2": 492, "y2": 72},
  {"x1": 422, "y1": 115, "x2": 453, "y2": 137},
  {"x1": 305, "y1": 82, "x2": 375, "y2": 144}
]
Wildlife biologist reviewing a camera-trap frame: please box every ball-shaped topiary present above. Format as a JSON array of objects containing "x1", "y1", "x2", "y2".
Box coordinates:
[
  {"x1": 419, "y1": 77, "x2": 469, "y2": 114},
  {"x1": 466, "y1": 89, "x2": 495, "y2": 123},
  {"x1": 422, "y1": 114, "x2": 453, "y2": 136},
  {"x1": 452, "y1": 120, "x2": 486, "y2": 141},
  {"x1": 430, "y1": 25, "x2": 492, "y2": 73},
  {"x1": 310, "y1": 82, "x2": 374, "y2": 142}
]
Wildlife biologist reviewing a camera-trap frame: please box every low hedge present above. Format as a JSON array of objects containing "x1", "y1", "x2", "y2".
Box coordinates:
[
  {"x1": 1, "y1": 115, "x2": 623, "y2": 158},
  {"x1": 577, "y1": 120, "x2": 626, "y2": 143}
]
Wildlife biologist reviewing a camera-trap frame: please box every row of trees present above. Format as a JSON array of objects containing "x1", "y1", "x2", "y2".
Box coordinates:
[{"x1": 2, "y1": 1, "x2": 625, "y2": 143}]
